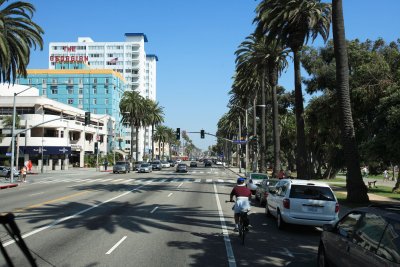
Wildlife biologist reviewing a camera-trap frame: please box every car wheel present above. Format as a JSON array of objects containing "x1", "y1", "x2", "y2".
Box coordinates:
[
  {"x1": 277, "y1": 210, "x2": 286, "y2": 230},
  {"x1": 317, "y1": 244, "x2": 329, "y2": 267}
]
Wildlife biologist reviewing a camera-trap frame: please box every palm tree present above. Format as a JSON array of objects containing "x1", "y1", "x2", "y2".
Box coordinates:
[
  {"x1": 164, "y1": 127, "x2": 175, "y2": 159},
  {"x1": 332, "y1": 0, "x2": 368, "y2": 203},
  {"x1": 120, "y1": 91, "x2": 145, "y2": 161},
  {"x1": 143, "y1": 99, "x2": 164, "y2": 160},
  {"x1": 153, "y1": 125, "x2": 168, "y2": 160},
  {"x1": 0, "y1": 1, "x2": 44, "y2": 83},
  {"x1": 256, "y1": 0, "x2": 331, "y2": 178}
]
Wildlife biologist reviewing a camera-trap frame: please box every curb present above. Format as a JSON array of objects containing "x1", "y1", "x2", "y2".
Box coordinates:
[{"x1": 0, "y1": 183, "x2": 18, "y2": 189}]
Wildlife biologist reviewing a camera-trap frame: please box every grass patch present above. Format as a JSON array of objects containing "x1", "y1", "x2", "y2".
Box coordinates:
[{"x1": 368, "y1": 186, "x2": 400, "y2": 200}]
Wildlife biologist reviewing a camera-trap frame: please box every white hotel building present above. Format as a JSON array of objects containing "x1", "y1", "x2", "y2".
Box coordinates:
[{"x1": 48, "y1": 33, "x2": 158, "y2": 161}]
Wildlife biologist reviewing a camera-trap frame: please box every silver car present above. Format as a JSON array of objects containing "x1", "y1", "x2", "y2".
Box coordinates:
[
  {"x1": 0, "y1": 166, "x2": 20, "y2": 178},
  {"x1": 138, "y1": 163, "x2": 152, "y2": 173}
]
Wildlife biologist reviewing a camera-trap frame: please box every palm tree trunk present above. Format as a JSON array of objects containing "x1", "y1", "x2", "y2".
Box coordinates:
[
  {"x1": 158, "y1": 141, "x2": 161, "y2": 160},
  {"x1": 135, "y1": 126, "x2": 139, "y2": 161},
  {"x1": 151, "y1": 124, "x2": 155, "y2": 160},
  {"x1": 260, "y1": 67, "x2": 267, "y2": 173},
  {"x1": 252, "y1": 95, "x2": 258, "y2": 172},
  {"x1": 270, "y1": 65, "x2": 280, "y2": 177},
  {"x1": 332, "y1": 0, "x2": 368, "y2": 203},
  {"x1": 293, "y1": 50, "x2": 307, "y2": 179},
  {"x1": 130, "y1": 123, "x2": 134, "y2": 161}
]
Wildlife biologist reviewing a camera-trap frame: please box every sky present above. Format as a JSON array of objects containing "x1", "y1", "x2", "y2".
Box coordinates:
[{"x1": 26, "y1": 0, "x2": 400, "y2": 150}]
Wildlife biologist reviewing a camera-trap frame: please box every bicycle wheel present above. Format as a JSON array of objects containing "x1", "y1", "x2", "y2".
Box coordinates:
[{"x1": 241, "y1": 223, "x2": 245, "y2": 245}]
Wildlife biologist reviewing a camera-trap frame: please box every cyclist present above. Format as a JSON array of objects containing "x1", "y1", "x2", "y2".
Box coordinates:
[{"x1": 230, "y1": 177, "x2": 252, "y2": 231}]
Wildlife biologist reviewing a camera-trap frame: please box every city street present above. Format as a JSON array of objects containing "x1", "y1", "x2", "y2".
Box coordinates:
[{"x1": 1, "y1": 165, "x2": 322, "y2": 267}]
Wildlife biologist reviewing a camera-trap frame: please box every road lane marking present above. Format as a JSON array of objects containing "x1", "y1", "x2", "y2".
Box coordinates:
[
  {"x1": 2, "y1": 182, "x2": 151, "y2": 247},
  {"x1": 150, "y1": 206, "x2": 158, "y2": 213},
  {"x1": 194, "y1": 179, "x2": 201, "y2": 183},
  {"x1": 167, "y1": 193, "x2": 173, "y2": 197},
  {"x1": 213, "y1": 183, "x2": 236, "y2": 267},
  {"x1": 106, "y1": 236, "x2": 127, "y2": 255},
  {"x1": 29, "y1": 192, "x2": 44, "y2": 197},
  {"x1": 217, "y1": 179, "x2": 224, "y2": 183},
  {"x1": 14, "y1": 191, "x2": 90, "y2": 213},
  {"x1": 177, "y1": 182, "x2": 183, "y2": 188},
  {"x1": 206, "y1": 179, "x2": 212, "y2": 183}
]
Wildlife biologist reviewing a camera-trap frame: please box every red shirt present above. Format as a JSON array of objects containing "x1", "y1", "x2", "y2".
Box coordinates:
[{"x1": 230, "y1": 185, "x2": 252, "y2": 199}]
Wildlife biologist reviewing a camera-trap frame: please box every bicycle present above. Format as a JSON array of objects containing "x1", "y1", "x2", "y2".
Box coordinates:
[
  {"x1": 226, "y1": 200, "x2": 250, "y2": 245},
  {"x1": 238, "y1": 210, "x2": 250, "y2": 245}
]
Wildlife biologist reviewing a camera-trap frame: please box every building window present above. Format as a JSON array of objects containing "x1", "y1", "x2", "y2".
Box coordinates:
[
  {"x1": 42, "y1": 79, "x2": 46, "y2": 85},
  {"x1": 78, "y1": 99, "x2": 83, "y2": 105},
  {"x1": 79, "y1": 88, "x2": 83, "y2": 94},
  {"x1": 51, "y1": 86, "x2": 58, "y2": 94},
  {"x1": 92, "y1": 108, "x2": 96, "y2": 114},
  {"x1": 79, "y1": 78, "x2": 83, "y2": 84},
  {"x1": 42, "y1": 89, "x2": 46, "y2": 95},
  {"x1": 60, "y1": 131, "x2": 64, "y2": 138},
  {"x1": 94, "y1": 78, "x2": 97, "y2": 84},
  {"x1": 52, "y1": 78, "x2": 57, "y2": 84},
  {"x1": 93, "y1": 87, "x2": 97, "y2": 94},
  {"x1": 93, "y1": 98, "x2": 97, "y2": 105},
  {"x1": 68, "y1": 99, "x2": 74, "y2": 104},
  {"x1": 105, "y1": 78, "x2": 109, "y2": 84},
  {"x1": 105, "y1": 98, "x2": 109, "y2": 104},
  {"x1": 67, "y1": 86, "x2": 74, "y2": 94}
]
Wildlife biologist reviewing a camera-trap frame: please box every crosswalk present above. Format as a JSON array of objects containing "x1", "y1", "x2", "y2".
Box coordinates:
[{"x1": 34, "y1": 177, "x2": 236, "y2": 185}]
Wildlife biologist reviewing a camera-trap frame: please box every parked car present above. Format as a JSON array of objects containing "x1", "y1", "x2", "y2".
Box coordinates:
[
  {"x1": 255, "y1": 179, "x2": 279, "y2": 206},
  {"x1": 266, "y1": 179, "x2": 339, "y2": 229},
  {"x1": 204, "y1": 160, "x2": 212, "y2": 167},
  {"x1": 176, "y1": 163, "x2": 188, "y2": 173},
  {"x1": 176, "y1": 159, "x2": 182, "y2": 163},
  {"x1": 134, "y1": 161, "x2": 143, "y2": 171},
  {"x1": 318, "y1": 204, "x2": 400, "y2": 267},
  {"x1": 190, "y1": 161, "x2": 197, "y2": 167},
  {"x1": 0, "y1": 166, "x2": 19, "y2": 178},
  {"x1": 160, "y1": 161, "x2": 170, "y2": 168},
  {"x1": 216, "y1": 161, "x2": 223, "y2": 165},
  {"x1": 247, "y1": 172, "x2": 270, "y2": 195},
  {"x1": 168, "y1": 160, "x2": 176, "y2": 167},
  {"x1": 113, "y1": 161, "x2": 131, "y2": 174},
  {"x1": 151, "y1": 161, "x2": 162, "y2": 171},
  {"x1": 138, "y1": 163, "x2": 152, "y2": 173}
]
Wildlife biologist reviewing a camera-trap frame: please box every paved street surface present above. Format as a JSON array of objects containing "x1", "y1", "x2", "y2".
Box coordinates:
[{"x1": 1, "y1": 164, "x2": 324, "y2": 266}]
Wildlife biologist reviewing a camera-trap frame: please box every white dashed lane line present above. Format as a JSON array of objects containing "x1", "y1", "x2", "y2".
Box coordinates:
[
  {"x1": 150, "y1": 207, "x2": 158, "y2": 213},
  {"x1": 167, "y1": 193, "x2": 173, "y2": 197},
  {"x1": 106, "y1": 236, "x2": 127, "y2": 255}
]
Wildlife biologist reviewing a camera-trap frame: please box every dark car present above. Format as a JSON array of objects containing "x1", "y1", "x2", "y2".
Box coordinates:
[
  {"x1": 113, "y1": 161, "x2": 130, "y2": 173},
  {"x1": 176, "y1": 163, "x2": 188, "y2": 173},
  {"x1": 204, "y1": 160, "x2": 212, "y2": 167},
  {"x1": 190, "y1": 161, "x2": 197, "y2": 167},
  {"x1": 151, "y1": 161, "x2": 162, "y2": 171},
  {"x1": 168, "y1": 160, "x2": 176, "y2": 167},
  {"x1": 318, "y1": 204, "x2": 400, "y2": 267},
  {"x1": 134, "y1": 161, "x2": 143, "y2": 171},
  {"x1": 255, "y1": 178, "x2": 279, "y2": 206}
]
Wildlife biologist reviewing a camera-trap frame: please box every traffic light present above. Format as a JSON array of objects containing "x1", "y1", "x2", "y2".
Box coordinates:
[
  {"x1": 84, "y1": 111, "x2": 90, "y2": 126},
  {"x1": 200, "y1": 130, "x2": 205, "y2": 139},
  {"x1": 176, "y1": 128, "x2": 180, "y2": 140},
  {"x1": 94, "y1": 142, "x2": 99, "y2": 154}
]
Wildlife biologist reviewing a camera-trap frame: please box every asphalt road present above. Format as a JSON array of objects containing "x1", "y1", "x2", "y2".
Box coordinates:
[{"x1": 0, "y1": 164, "x2": 323, "y2": 267}]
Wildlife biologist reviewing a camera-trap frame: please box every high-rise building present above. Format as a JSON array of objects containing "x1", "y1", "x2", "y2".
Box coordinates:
[{"x1": 47, "y1": 33, "x2": 158, "y2": 161}]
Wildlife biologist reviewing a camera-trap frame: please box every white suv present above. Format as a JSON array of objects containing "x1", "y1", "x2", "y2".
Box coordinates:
[{"x1": 266, "y1": 179, "x2": 339, "y2": 229}]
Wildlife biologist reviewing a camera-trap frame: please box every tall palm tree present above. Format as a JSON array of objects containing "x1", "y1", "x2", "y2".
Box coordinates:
[
  {"x1": 153, "y1": 125, "x2": 167, "y2": 160},
  {"x1": 256, "y1": 0, "x2": 331, "y2": 178},
  {"x1": 164, "y1": 127, "x2": 175, "y2": 159},
  {"x1": 144, "y1": 99, "x2": 164, "y2": 160},
  {"x1": 0, "y1": 1, "x2": 44, "y2": 83},
  {"x1": 120, "y1": 91, "x2": 145, "y2": 161},
  {"x1": 332, "y1": 0, "x2": 368, "y2": 203}
]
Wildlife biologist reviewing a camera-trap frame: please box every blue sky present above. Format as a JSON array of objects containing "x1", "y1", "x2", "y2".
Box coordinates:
[{"x1": 27, "y1": 0, "x2": 400, "y2": 150}]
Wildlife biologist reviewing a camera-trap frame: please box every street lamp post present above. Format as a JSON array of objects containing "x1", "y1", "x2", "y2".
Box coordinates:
[{"x1": 10, "y1": 86, "x2": 35, "y2": 183}]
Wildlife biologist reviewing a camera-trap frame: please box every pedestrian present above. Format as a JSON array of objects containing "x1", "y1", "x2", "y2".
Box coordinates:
[
  {"x1": 103, "y1": 159, "x2": 108, "y2": 171},
  {"x1": 383, "y1": 169, "x2": 389, "y2": 182},
  {"x1": 362, "y1": 166, "x2": 369, "y2": 178},
  {"x1": 20, "y1": 166, "x2": 27, "y2": 183}
]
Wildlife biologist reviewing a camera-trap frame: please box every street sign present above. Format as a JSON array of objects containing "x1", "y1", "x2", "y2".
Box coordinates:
[
  {"x1": 232, "y1": 140, "x2": 247, "y2": 144},
  {"x1": 5, "y1": 152, "x2": 11, "y2": 157}
]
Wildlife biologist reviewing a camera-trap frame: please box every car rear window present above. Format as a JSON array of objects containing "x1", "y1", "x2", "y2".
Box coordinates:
[
  {"x1": 116, "y1": 162, "x2": 126, "y2": 165},
  {"x1": 289, "y1": 185, "x2": 335, "y2": 201}
]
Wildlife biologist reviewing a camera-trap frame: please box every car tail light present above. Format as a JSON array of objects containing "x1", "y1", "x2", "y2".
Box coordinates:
[
  {"x1": 335, "y1": 202, "x2": 339, "y2": 213},
  {"x1": 283, "y1": 198, "x2": 290, "y2": 209}
]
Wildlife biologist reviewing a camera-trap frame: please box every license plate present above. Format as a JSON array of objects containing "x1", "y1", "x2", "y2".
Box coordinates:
[{"x1": 307, "y1": 206, "x2": 318, "y2": 212}]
